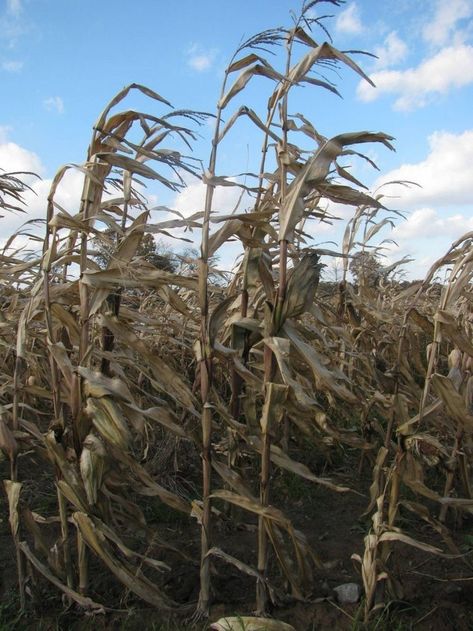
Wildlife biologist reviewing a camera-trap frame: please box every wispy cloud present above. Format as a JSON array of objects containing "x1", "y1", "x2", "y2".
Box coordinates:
[
  {"x1": 186, "y1": 44, "x2": 217, "y2": 72},
  {"x1": 335, "y1": 3, "x2": 364, "y2": 35},
  {"x1": 6, "y1": 0, "x2": 22, "y2": 17},
  {"x1": 423, "y1": 0, "x2": 473, "y2": 46},
  {"x1": 372, "y1": 31, "x2": 408, "y2": 70},
  {"x1": 0, "y1": 0, "x2": 28, "y2": 47},
  {"x1": 2, "y1": 59, "x2": 23, "y2": 72},
  {"x1": 357, "y1": 44, "x2": 473, "y2": 110},
  {"x1": 43, "y1": 96, "x2": 64, "y2": 114}
]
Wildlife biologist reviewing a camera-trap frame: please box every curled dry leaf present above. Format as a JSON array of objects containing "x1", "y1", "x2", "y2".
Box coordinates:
[{"x1": 211, "y1": 616, "x2": 295, "y2": 631}]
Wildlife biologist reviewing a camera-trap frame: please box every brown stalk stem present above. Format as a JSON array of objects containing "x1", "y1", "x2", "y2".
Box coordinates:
[
  {"x1": 198, "y1": 405, "x2": 212, "y2": 612},
  {"x1": 11, "y1": 355, "x2": 22, "y2": 456},
  {"x1": 11, "y1": 357, "x2": 25, "y2": 607},
  {"x1": 278, "y1": 240, "x2": 288, "y2": 302},
  {"x1": 257, "y1": 407, "x2": 271, "y2": 613},
  {"x1": 77, "y1": 529, "x2": 88, "y2": 595},
  {"x1": 43, "y1": 217, "x2": 62, "y2": 422},
  {"x1": 44, "y1": 284, "x2": 62, "y2": 421},
  {"x1": 196, "y1": 58, "x2": 234, "y2": 617},
  {"x1": 15, "y1": 546, "x2": 25, "y2": 610},
  {"x1": 439, "y1": 432, "x2": 462, "y2": 523},
  {"x1": 58, "y1": 487, "x2": 74, "y2": 589},
  {"x1": 257, "y1": 25, "x2": 295, "y2": 614},
  {"x1": 100, "y1": 170, "x2": 130, "y2": 376}
]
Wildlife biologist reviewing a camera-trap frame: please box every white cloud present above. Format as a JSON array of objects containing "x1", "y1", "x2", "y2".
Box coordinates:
[
  {"x1": 43, "y1": 96, "x2": 64, "y2": 114},
  {"x1": 393, "y1": 207, "x2": 473, "y2": 240},
  {"x1": 357, "y1": 44, "x2": 473, "y2": 110},
  {"x1": 379, "y1": 205, "x2": 473, "y2": 280},
  {"x1": 186, "y1": 44, "x2": 217, "y2": 72},
  {"x1": 167, "y1": 175, "x2": 252, "y2": 268},
  {"x1": 375, "y1": 129, "x2": 473, "y2": 209},
  {"x1": 372, "y1": 31, "x2": 408, "y2": 70},
  {"x1": 369, "y1": 129, "x2": 473, "y2": 279},
  {"x1": 1, "y1": 169, "x2": 85, "y2": 253},
  {"x1": 173, "y1": 175, "x2": 250, "y2": 218},
  {"x1": 423, "y1": 0, "x2": 473, "y2": 46},
  {"x1": 0, "y1": 138, "x2": 85, "y2": 245},
  {"x1": 335, "y1": 3, "x2": 364, "y2": 35},
  {"x1": 2, "y1": 59, "x2": 23, "y2": 72},
  {"x1": 0, "y1": 140, "x2": 44, "y2": 178}
]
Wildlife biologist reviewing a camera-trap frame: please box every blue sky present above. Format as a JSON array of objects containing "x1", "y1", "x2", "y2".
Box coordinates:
[{"x1": 1, "y1": 0, "x2": 472, "y2": 279}]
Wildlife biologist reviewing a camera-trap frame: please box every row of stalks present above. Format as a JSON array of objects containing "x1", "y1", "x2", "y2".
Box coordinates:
[{"x1": 1, "y1": 2, "x2": 473, "y2": 627}]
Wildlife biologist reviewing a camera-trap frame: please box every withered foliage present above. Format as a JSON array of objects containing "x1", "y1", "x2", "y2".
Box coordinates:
[{"x1": 1, "y1": 2, "x2": 472, "y2": 626}]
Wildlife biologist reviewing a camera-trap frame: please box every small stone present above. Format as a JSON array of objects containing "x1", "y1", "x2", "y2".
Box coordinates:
[{"x1": 334, "y1": 582, "x2": 361, "y2": 604}]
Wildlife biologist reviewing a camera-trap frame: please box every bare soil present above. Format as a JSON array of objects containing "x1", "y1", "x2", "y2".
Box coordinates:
[{"x1": 2, "y1": 448, "x2": 473, "y2": 631}]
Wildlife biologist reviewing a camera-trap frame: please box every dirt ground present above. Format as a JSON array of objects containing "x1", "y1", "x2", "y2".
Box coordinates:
[{"x1": 1, "y1": 447, "x2": 473, "y2": 631}]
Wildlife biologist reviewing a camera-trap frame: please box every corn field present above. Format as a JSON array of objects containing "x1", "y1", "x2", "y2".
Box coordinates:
[{"x1": 1, "y1": 2, "x2": 473, "y2": 629}]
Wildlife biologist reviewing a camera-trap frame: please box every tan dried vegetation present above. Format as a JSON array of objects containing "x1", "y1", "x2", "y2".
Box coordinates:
[{"x1": 1, "y1": 2, "x2": 473, "y2": 629}]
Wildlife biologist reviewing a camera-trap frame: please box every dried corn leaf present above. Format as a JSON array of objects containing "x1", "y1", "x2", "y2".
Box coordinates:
[
  {"x1": 279, "y1": 132, "x2": 393, "y2": 242},
  {"x1": 248, "y1": 437, "x2": 351, "y2": 493},
  {"x1": 80, "y1": 434, "x2": 107, "y2": 505},
  {"x1": 211, "y1": 490, "x2": 291, "y2": 529},
  {"x1": 4, "y1": 480, "x2": 21, "y2": 537},
  {"x1": 227, "y1": 52, "x2": 268, "y2": 73},
  {"x1": 87, "y1": 515, "x2": 170, "y2": 572},
  {"x1": 212, "y1": 459, "x2": 256, "y2": 500},
  {"x1": 364, "y1": 446, "x2": 388, "y2": 516},
  {"x1": 431, "y1": 373, "x2": 473, "y2": 432},
  {"x1": 207, "y1": 546, "x2": 277, "y2": 603},
  {"x1": 80, "y1": 368, "x2": 133, "y2": 401},
  {"x1": 157, "y1": 285, "x2": 197, "y2": 319},
  {"x1": 72, "y1": 512, "x2": 181, "y2": 611},
  {"x1": 211, "y1": 617, "x2": 295, "y2": 631},
  {"x1": 400, "y1": 500, "x2": 460, "y2": 555},
  {"x1": 20, "y1": 541, "x2": 105, "y2": 613},
  {"x1": 219, "y1": 62, "x2": 284, "y2": 109},
  {"x1": 209, "y1": 295, "x2": 237, "y2": 349},
  {"x1": 50, "y1": 303, "x2": 80, "y2": 345},
  {"x1": 277, "y1": 254, "x2": 322, "y2": 325},
  {"x1": 435, "y1": 309, "x2": 473, "y2": 357},
  {"x1": 116, "y1": 449, "x2": 191, "y2": 514},
  {"x1": 22, "y1": 506, "x2": 50, "y2": 557},
  {"x1": 409, "y1": 309, "x2": 434, "y2": 335},
  {"x1": 218, "y1": 106, "x2": 281, "y2": 144},
  {"x1": 87, "y1": 397, "x2": 131, "y2": 451},
  {"x1": 286, "y1": 41, "x2": 374, "y2": 91},
  {"x1": 284, "y1": 324, "x2": 356, "y2": 402},
  {"x1": 48, "y1": 342, "x2": 74, "y2": 389},
  {"x1": 44, "y1": 433, "x2": 89, "y2": 510},
  {"x1": 83, "y1": 267, "x2": 198, "y2": 292},
  {"x1": 260, "y1": 383, "x2": 288, "y2": 433},
  {"x1": 122, "y1": 403, "x2": 189, "y2": 439},
  {"x1": 95, "y1": 314, "x2": 197, "y2": 412},
  {"x1": 378, "y1": 530, "x2": 443, "y2": 555}
]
